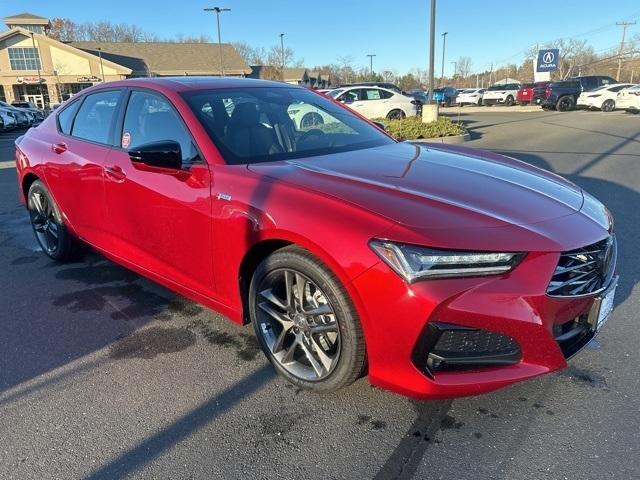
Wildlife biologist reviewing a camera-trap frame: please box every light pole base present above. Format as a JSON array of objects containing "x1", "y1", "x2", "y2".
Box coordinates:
[{"x1": 422, "y1": 104, "x2": 439, "y2": 123}]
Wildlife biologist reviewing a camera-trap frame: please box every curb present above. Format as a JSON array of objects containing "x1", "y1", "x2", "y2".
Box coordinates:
[{"x1": 410, "y1": 132, "x2": 470, "y2": 145}]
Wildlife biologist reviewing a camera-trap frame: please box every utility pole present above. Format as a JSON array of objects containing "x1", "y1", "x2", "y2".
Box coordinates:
[
  {"x1": 97, "y1": 47, "x2": 105, "y2": 82},
  {"x1": 29, "y1": 32, "x2": 45, "y2": 107},
  {"x1": 204, "y1": 7, "x2": 231, "y2": 76},
  {"x1": 427, "y1": 0, "x2": 436, "y2": 104},
  {"x1": 279, "y1": 33, "x2": 285, "y2": 70},
  {"x1": 440, "y1": 31, "x2": 448, "y2": 86},
  {"x1": 616, "y1": 21, "x2": 636, "y2": 81},
  {"x1": 367, "y1": 54, "x2": 376, "y2": 79}
]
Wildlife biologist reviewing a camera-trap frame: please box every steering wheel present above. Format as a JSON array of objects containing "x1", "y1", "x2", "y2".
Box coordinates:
[{"x1": 298, "y1": 128, "x2": 326, "y2": 144}]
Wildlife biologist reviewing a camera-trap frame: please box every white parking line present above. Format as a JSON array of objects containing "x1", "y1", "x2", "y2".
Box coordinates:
[{"x1": 0, "y1": 161, "x2": 15, "y2": 169}]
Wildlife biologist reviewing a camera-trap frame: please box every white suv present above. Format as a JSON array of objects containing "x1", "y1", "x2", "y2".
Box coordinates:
[
  {"x1": 457, "y1": 88, "x2": 486, "y2": 106},
  {"x1": 482, "y1": 83, "x2": 521, "y2": 107},
  {"x1": 328, "y1": 87, "x2": 417, "y2": 119},
  {"x1": 616, "y1": 85, "x2": 640, "y2": 113}
]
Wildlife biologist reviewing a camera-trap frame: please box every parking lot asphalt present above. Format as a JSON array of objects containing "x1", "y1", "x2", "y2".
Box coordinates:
[{"x1": 1, "y1": 110, "x2": 639, "y2": 480}]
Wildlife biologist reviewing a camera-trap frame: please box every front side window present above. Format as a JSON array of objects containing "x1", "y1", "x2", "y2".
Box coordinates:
[
  {"x1": 122, "y1": 90, "x2": 198, "y2": 164},
  {"x1": 8, "y1": 47, "x2": 41, "y2": 70},
  {"x1": 182, "y1": 87, "x2": 394, "y2": 165},
  {"x1": 71, "y1": 90, "x2": 121, "y2": 144}
]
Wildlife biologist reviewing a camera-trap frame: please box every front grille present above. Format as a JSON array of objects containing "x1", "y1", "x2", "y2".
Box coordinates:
[{"x1": 547, "y1": 236, "x2": 616, "y2": 297}]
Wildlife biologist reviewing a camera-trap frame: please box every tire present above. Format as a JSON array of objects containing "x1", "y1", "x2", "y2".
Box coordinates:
[
  {"x1": 505, "y1": 95, "x2": 514, "y2": 107},
  {"x1": 556, "y1": 96, "x2": 574, "y2": 112},
  {"x1": 477, "y1": 99, "x2": 482, "y2": 106},
  {"x1": 601, "y1": 99, "x2": 615, "y2": 112},
  {"x1": 249, "y1": 246, "x2": 366, "y2": 393},
  {"x1": 300, "y1": 112, "x2": 324, "y2": 129},
  {"x1": 27, "y1": 180, "x2": 79, "y2": 261},
  {"x1": 386, "y1": 109, "x2": 405, "y2": 120}
]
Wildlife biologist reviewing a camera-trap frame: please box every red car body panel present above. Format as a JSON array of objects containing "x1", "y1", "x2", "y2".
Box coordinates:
[
  {"x1": 14, "y1": 78, "x2": 614, "y2": 399},
  {"x1": 517, "y1": 86, "x2": 534, "y2": 103}
]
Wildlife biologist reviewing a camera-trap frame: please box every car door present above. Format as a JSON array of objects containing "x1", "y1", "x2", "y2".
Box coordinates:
[
  {"x1": 102, "y1": 88, "x2": 214, "y2": 295},
  {"x1": 43, "y1": 89, "x2": 124, "y2": 249},
  {"x1": 360, "y1": 88, "x2": 385, "y2": 118}
]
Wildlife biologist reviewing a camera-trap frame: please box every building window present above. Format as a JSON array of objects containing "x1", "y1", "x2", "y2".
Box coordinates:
[
  {"x1": 13, "y1": 25, "x2": 46, "y2": 34},
  {"x1": 8, "y1": 47, "x2": 42, "y2": 71}
]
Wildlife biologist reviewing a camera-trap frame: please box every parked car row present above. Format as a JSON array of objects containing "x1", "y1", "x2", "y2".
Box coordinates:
[{"x1": 0, "y1": 100, "x2": 45, "y2": 132}]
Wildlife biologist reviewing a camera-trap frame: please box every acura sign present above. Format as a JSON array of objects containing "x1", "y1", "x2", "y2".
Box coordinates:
[{"x1": 537, "y1": 49, "x2": 559, "y2": 72}]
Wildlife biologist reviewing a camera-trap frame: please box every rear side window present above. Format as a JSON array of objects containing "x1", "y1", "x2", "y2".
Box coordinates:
[
  {"x1": 57, "y1": 100, "x2": 81, "y2": 135},
  {"x1": 71, "y1": 90, "x2": 121, "y2": 144}
]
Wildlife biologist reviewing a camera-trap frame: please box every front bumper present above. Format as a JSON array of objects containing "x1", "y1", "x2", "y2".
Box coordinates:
[
  {"x1": 482, "y1": 98, "x2": 505, "y2": 105},
  {"x1": 352, "y1": 244, "x2": 616, "y2": 399}
]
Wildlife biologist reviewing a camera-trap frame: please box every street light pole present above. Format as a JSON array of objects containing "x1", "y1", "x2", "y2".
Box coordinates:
[
  {"x1": 428, "y1": 0, "x2": 436, "y2": 104},
  {"x1": 97, "y1": 47, "x2": 105, "y2": 82},
  {"x1": 30, "y1": 32, "x2": 45, "y2": 107},
  {"x1": 440, "y1": 31, "x2": 448, "y2": 87},
  {"x1": 367, "y1": 54, "x2": 376, "y2": 79},
  {"x1": 204, "y1": 6, "x2": 231, "y2": 76}
]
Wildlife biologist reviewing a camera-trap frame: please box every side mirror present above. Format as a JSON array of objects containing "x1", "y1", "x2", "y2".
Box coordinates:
[
  {"x1": 128, "y1": 140, "x2": 182, "y2": 170},
  {"x1": 372, "y1": 121, "x2": 387, "y2": 131}
]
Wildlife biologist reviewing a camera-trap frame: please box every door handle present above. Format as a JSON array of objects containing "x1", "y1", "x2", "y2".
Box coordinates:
[
  {"x1": 105, "y1": 165, "x2": 127, "y2": 181},
  {"x1": 51, "y1": 143, "x2": 67, "y2": 154}
]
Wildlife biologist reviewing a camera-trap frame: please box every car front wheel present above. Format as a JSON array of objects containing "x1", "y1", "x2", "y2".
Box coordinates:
[
  {"x1": 249, "y1": 246, "x2": 366, "y2": 393},
  {"x1": 601, "y1": 99, "x2": 615, "y2": 112},
  {"x1": 27, "y1": 180, "x2": 79, "y2": 261}
]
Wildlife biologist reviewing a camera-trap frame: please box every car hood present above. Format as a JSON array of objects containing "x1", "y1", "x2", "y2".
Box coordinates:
[{"x1": 248, "y1": 142, "x2": 585, "y2": 232}]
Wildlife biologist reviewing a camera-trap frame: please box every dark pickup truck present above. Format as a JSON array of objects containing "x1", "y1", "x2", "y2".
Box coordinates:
[{"x1": 541, "y1": 75, "x2": 616, "y2": 111}]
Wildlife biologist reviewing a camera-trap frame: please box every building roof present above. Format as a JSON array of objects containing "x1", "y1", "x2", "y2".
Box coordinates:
[
  {"x1": 4, "y1": 12, "x2": 49, "y2": 25},
  {"x1": 68, "y1": 41, "x2": 251, "y2": 76},
  {"x1": 282, "y1": 67, "x2": 308, "y2": 81},
  {"x1": 0, "y1": 27, "x2": 131, "y2": 75}
]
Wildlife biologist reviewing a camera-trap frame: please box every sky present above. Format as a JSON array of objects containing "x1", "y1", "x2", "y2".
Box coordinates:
[{"x1": 3, "y1": 1, "x2": 640, "y2": 76}]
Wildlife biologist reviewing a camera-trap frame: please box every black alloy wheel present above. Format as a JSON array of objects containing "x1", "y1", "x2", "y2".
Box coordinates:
[
  {"x1": 250, "y1": 247, "x2": 366, "y2": 392},
  {"x1": 27, "y1": 180, "x2": 79, "y2": 261}
]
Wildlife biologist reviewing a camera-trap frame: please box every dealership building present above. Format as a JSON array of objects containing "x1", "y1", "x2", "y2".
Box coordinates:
[{"x1": 0, "y1": 12, "x2": 251, "y2": 108}]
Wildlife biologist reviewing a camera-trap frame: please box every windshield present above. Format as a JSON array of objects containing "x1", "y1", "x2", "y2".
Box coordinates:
[{"x1": 182, "y1": 87, "x2": 395, "y2": 165}]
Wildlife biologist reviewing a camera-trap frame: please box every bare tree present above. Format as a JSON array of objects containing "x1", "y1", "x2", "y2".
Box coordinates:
[
  {"x1": 456, "y1": 56, "x2": 472, "y2": 78},
  {"x1": 48, "y1": 18, "x2": 80, "y2": 41},
  {"x1": 233, "y1": 41, "x2": 266, "y2": 65}
]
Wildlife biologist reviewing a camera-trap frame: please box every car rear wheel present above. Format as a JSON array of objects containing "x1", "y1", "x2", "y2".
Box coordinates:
[
  {"x1": 601, "y1": 99, "x2": 615, "y2": 112},
  {"x1": 300, "y1": 112, "x2": 324, "y2": 129},
  {"x1": 249, "y1": 246, "x2": 366, "y2": 393},
  {"x1": 386, "y1": 109, "x2": 405, "y2": 120},
  {"x1": 556, "y1": 96, "x2": 574, "y2": 112},
  {"x1": 505, "y1": 95, "x2": 514, "y2": 106},
  {"x1": 27, "y1": 180, "x2": 79, "y2": 261}
]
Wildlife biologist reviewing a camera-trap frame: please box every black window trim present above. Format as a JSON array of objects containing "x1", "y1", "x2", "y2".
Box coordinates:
[
  {"x1": 55, "y1": 88, "x2": 127, "y2": 148},
  {"x1": 113, "y1": 86, "x2": 204, "y2": 167}
]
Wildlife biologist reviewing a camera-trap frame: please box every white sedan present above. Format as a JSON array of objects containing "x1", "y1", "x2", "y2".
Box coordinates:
[
  {"x1": 577, "y1": 83, "x2": 636, "y2": 111},
  {"x1": 328, "y1": 87, "x2": 417, "y2": 119},
  {"x1": 614, "y1": 85, "x2": 640, "y2": 113},
  {"x1": 457, "y1": 88, "x2": 486, "y2": 106}
]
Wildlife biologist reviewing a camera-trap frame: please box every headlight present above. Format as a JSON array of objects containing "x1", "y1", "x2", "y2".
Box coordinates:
[{"x1": 369, "y1": 240, "x2": 524, "y2": 282}]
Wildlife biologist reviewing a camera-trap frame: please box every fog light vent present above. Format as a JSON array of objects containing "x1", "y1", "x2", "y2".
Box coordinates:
[{"x1": 412, "y1": 322, "x2": 521, "y2": 376}]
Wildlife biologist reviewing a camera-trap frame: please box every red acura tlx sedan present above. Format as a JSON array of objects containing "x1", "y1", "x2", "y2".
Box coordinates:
[{"x1": 14, "y1": 78, "x2": 618, "y2": 399}]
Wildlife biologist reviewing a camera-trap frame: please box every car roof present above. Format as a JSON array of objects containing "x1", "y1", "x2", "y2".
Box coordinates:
[{"x1": 72, "y1": 76, "x2": 296, "y2": 95}]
